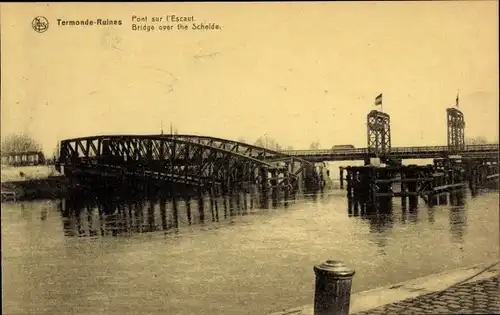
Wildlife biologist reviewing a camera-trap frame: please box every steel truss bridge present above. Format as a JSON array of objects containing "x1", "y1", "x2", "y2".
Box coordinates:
[
  {"x1": 282, "y1": 107, "x2": 498, "y2": 162},
  {"x1": 56, "y1": 135, "x2": 312, "y2": 190},
  {"x1": 56, "y1": 107, "x2": 498, "y2": 189}
]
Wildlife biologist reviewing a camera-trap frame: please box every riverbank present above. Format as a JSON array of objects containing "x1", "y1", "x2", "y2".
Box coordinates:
[
  {"x1": 269, "y1": 261, "x2": 499, "y2": 315},
  {"x1": 1, "y1": 175, "x2": 70, "y2": 201},
  {"x1": 1, "y1": 164, "x2": 58, "y2": 182},
  {"x1": 1, "y1": 165, "x2": 71, "y2": 201}
]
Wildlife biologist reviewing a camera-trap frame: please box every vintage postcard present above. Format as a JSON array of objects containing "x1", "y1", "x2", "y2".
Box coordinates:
[{"x1": 1, "y1": 2, "x2": 498, "y2": 315}]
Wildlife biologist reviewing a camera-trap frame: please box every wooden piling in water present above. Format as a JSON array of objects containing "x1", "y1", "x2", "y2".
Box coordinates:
[
  {"x1": 400, "y1": 170, "x2": 407, "y2": 210},
  {"x1": 406, "y1": 167, "x2": 418, "y2": 208},
  {"x1": 339, "y1": 157, "x2": 482, "y2": 212},
  {"x1": 339, "y1": 167, "x2": 344, "y2": 189},
  {"x1": 345, "y1": 167, "x2": 352, "y2": 199}
]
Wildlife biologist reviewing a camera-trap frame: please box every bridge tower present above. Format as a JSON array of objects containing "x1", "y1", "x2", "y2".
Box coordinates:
[
  {"x1": 367, "y1": 110, "x2": 391, "y2": 156},
  {"x1": 446, "y1": 108, "x2": 465, "y2": 153}
]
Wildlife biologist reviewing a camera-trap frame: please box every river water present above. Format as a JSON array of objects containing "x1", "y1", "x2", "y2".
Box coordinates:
[{"x1": 2, "y1": 186, "x2": 499, "y2": 315}]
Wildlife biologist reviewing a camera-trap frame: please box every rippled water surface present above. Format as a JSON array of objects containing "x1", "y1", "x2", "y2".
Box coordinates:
[{"x1": 2, "y1": 188, "x2": 499, "y2": 315}]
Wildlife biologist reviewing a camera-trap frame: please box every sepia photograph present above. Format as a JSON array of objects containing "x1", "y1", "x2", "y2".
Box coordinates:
[{"x1": 1, "y1": 2, "x2": 498, "y2": 315}]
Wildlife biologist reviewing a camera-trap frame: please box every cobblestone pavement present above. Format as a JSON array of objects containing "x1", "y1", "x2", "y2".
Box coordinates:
[{"x1": 354, "y1": 276, "x2": 500, "y2": 315}]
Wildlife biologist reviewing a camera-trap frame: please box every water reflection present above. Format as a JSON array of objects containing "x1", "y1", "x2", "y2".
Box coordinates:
[
  {"x1": 346, "y1": 199, "x2": 395, "y2": 255},
  {"x1": 45, "y1": 184, "x2": 478, "y2": 253},
  {"x1": 426, "y1": 189, "x2": 468, "y2": 245},
  {"x1": 346, "y1": 188, "x2": 471, "y2": 249},
  {"x1": 3, "y1": 184, "x2": 498, "y2": 315},
  {"x1": 364, "y1": 213, "x2": 394, "y2": 255},
  {"x1": 449, "y1": 189, "x2": 467, "y2": 245},
  {"x1": 58, "y1": 187, "x2": 299, "y2": 238},
  {"x1": 428, "y1": 204, "x2": 435, "y2": 224},
  {"x1": 402, "y1": 201, "x2": 419, "y2": 225}
]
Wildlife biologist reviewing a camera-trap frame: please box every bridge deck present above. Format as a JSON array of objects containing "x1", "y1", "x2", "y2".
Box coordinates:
[{"x1": 281, "y1": 144, "x2": 498, "y2": 161}]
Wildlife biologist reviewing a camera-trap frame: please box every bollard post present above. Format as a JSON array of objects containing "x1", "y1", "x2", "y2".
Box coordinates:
[{"x1": 313, "y1": 260, "x2": 355, "y2": 315}]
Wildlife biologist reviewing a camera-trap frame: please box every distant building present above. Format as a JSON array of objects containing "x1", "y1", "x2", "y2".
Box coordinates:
[{"x1": 1, "y1": 151, "x2": 46, "y2": 166}]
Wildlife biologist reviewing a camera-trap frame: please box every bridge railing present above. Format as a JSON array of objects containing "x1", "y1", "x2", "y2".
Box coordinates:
[
  {"x1": 281, "y1": 148, "x2": 368, "y2": 156},
  {"x1": 464, "y1": 144, "x2": 499, "y2": 151},
  {"x1": 281, "y1": 144, "x2": 498, "y2": 156}
]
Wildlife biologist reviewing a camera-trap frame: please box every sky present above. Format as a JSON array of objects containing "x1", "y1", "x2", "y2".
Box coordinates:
[{"x1": 1, "y1": 2, "x2": 498, "y2": 156}]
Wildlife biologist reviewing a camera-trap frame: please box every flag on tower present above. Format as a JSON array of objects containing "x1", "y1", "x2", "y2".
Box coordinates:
[
  {"x1": 456, "y1": 91, "x2": 459, "y2": 108},
  {"x1": 375, "y1": 93, "x2": 383, "y2": 106}
]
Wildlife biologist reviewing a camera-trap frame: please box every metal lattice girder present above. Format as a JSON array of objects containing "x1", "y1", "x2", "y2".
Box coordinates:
[
  {"x1": 157, "y1": 134, "x2": 312, "y2": 182},
  {"x1": 446, "y1": 108, "x2": 465, "y2": 153},
  {"x1": 367, "y1": 110, "x2": 391, "y2": 156},
  {"x1": 57, "y1": 135, "x2": 305, "y2": 189}
]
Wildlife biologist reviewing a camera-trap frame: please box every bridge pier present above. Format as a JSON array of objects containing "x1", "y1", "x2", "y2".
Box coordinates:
[
  {"x1": 400, "y1": 170, "x2": 407, "y2": 210},
  {"x1": 361, "y1": 168, "x2": 372, "y2": 205},
  {"x1": 302, "y1": 164, "x2": 322, "y2": 192},
  {"x1": 464, "y1": 157, "x2": 499, "y2": 192},
  {"x1": 345, "y1": 167, "x2": 352, "y2": 199},
  {"x1": 169, "y1": 197, "x2": 179, "y2": 230},
  {"x1": 364, "y1": 157, "x2": 371, "y2": 166},
  {"x1": 185, "y1": 197, "x2": 192, "y2": 225},
  {"x1": 259, "y1": 166, "x2": 268, "y2": 193},
  {"x1": 283, "y1": 167, "x2": 291, "y2": 203},
  {"x1": 352, "y1": 168, "x2": 360, "y2": 200},
  {"x1": 339, "y1": 167, "x2": 344, "y2": 189},
  {"x1": 342, "y1": 164, "x2": 454, "y2": 210},
  {"x1": 269, "y1": 168, "x2": 280, "y2": 208},
  {"x1": 371, "y1": 167, "x2": 392, "y2": 210},
  {"x1": 406, "y1": 167, "x2": 418, "y2": 209}
]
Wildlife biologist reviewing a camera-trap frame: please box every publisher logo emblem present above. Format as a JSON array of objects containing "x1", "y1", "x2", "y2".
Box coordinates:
[{"x1": 32, "y1": 16, "x2": 49, "y2": 33}]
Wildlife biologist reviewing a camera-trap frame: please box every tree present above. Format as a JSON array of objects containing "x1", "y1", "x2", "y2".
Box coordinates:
[
  {"x1": 237, "y1": 137, "x2": 247, "y2": 144},
  {"x1": 309, "y1": 141, "x2": 321, "y2": 150},
  {"x1": 1, "y1": 132, "x2": 42, "y2": 154},
  {"x1": 465, "y1": 136, "x2": 488, "y2": 145},
  {"x1": 254, "y1": 136, "x2": 282, "y2": 151},
  {"x1": 254, "y1": 137, "x2": 265, "y2": 148},
  {"x1": 285, "y1": 145, "x2": 294, "y2": 150}
]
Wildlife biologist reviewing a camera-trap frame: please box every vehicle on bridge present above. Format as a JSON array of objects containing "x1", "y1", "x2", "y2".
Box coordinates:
[{"x1": 331, "y1": 144, "x2": 355, "y2": 150}]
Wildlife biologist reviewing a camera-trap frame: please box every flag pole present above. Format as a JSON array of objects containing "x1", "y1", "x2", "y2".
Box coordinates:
[{"x1": 381, "y1": 93, "x2": 383, "y2": 113}]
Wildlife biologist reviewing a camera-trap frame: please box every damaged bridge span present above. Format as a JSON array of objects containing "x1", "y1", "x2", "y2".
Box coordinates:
[{"x1": 55, "y1": 134, "x2": 313, "y2": 193}]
